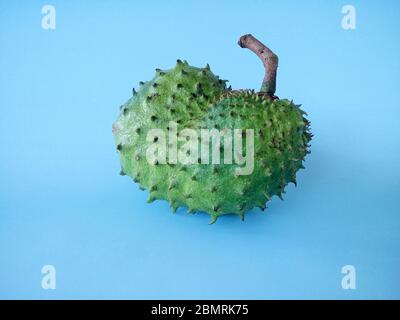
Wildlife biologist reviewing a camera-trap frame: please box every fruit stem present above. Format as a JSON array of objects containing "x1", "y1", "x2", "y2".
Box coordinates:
[{"x1": 238, "y1": 34, "x2": 278, "y2": 96}]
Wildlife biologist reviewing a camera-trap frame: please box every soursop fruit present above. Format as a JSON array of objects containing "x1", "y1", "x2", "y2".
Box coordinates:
[{"x1": 112, "y1": 34, "x2": 312, "y2": 223}]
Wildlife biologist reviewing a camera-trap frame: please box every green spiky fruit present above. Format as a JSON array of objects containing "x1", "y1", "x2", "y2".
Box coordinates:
[{"x1": 113, "y1": 39, "x2": 312, "y2": 223}]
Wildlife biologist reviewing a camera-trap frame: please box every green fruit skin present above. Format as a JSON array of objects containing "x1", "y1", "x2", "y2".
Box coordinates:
[{"x1": 112, "y1": 60, "x2": 312, "y2": 222}]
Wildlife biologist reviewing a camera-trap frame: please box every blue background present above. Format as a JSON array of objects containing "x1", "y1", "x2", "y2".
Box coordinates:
[{"x1": 0, "y1": 0, "x2": 399, "y2": 299}]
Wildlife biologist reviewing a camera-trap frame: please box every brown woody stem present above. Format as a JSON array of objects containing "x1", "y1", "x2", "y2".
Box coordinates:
[{"x1": 238, "y1": 34, "x2": 278, "y2": 95}]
